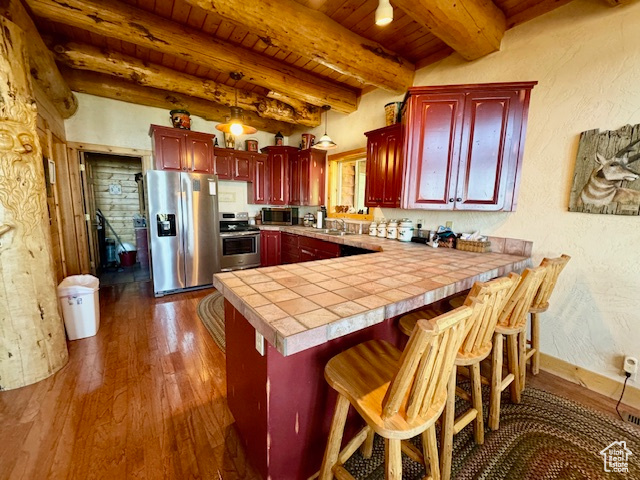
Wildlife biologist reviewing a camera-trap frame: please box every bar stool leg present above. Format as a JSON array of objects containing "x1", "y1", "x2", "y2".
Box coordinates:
[
  {"x1": 385, "y1": 438, "x2": 402, "y2": 479},
  {"x1": 489, "y1": 333, "x2": 503, "y2": 431},
  {"x1": 531, "y1": 313, "x2": 540, "y2": 375},
  {"x1": 423, "y1": 424, "x2": 441, "y2": 480},
  {"x1": 440, "y1": 368, "x2": 456, "y2": 480},
  {"x1": 506, "y1": 333, "x2": 521, "y2": 403},
  {"x1": 470, "y1": 362, "x2": 484, "y2": 444},
  {"x1": 518, "y1": 330, "x2": 527, "y2": 393},
  {"x1": 320, "y1": 394, "x2": 350, "y2": 480},
  {"x1": 361, "y1": 429, "x2": 374, "y2": 459}
]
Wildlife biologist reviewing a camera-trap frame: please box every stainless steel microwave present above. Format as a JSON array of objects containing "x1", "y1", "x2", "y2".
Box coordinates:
[{"x1": 261, "y1": 207, "x2": 299, "y2": 225}]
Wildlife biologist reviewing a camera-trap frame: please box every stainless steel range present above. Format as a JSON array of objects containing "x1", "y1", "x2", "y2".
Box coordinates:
[{"x1": 219, "y1": 212, "x2": 261, "y2": 271}]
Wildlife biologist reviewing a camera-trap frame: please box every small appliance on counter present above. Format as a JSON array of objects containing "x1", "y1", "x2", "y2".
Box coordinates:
[
  {"x1": 219, "y1": 212, "x2": 261, "y2": 271},
  {"x1": 316, "y1": 206, "x2": 327, "y2": 229},
  {"x1": 261, "y1": 207, "x2": 299, "y2": 225}
]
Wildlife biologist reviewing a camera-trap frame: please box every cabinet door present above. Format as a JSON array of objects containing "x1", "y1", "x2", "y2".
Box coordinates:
[
  {"x1": 308, "y1": 150, "x2": 326, "y2": 206},
  {"x1": 299, "y1": 152, "x2": 310, "y2": 206},
  {"x1": 402, "y1": 93, "x2": 465, "y2": 210},
  {"x1": 380, "y1": 127, "x2": 403, "y2": 208},
  {"x1": 187, "y1": 132, "x2": 214, "y2": 173},
  {"x1": 289, "y1": 153, "x2": 301, "y2": 205},
  {"x1": 153, "y1": 127, "x2": 185, "y2": 171},
  {"x1": 365, "y1": 136, "x2": 383, "y2": 206},
  {"x1": 234, "y1": 153, "x2": 253, "y2": 181},
  {"x1": 269, "y1": 151, "x2": 289, "y2": 205},
  {"x1": 455, "y1": 90, "x2": 521, "y2": 211},
  {"x1": 298, "y1": 246, "x2": 317, "y2": 262},
  {"x1": 250, "y1": 156, "x2": 268, "y2": 204},
  {"x1": 213, "y1": 148, "x2": 233, "y2": 180},
  {"x1": 260, "y1": 231, "x2": 281, "y2": 266}
]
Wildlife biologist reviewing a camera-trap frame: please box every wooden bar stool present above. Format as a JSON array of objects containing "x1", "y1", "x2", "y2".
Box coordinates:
[
  {"x1": 524, "y1": 254, "x2": 571, "y2": 379},
  {"x1": 488, "y1": 266, "x2": 546, "y2": 431},
  {"x1": 398, "y1": 274, "x2": 519, "y2": 480},
  {"x1": 319, "y1": 306, "x2": 473, "y2": 480}
]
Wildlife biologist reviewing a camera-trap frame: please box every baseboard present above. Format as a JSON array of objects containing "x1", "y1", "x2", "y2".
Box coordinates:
[{"x1": 540, "y1": 353, "x2": 640, "y2": 411}]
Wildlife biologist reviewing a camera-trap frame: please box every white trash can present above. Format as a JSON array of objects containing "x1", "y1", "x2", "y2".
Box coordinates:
[{"x1": 57, "y1": 275, "x2": 100, "y2": 340}]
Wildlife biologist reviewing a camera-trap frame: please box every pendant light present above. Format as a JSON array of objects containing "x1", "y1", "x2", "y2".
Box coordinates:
[
  {"x1": 375, "y1": 0, "x2": 393, "y2": 26},
  {"x1": 314, "y1": 106, "x2": 337, "y2": 150},
  {"x1": 216, "y1": 72, "x2": 257, "y2": 136}
]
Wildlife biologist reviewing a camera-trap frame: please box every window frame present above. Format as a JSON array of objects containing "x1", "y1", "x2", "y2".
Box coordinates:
[{"x1": 327, "y1": 147, "x2": 373, "y2": 221}]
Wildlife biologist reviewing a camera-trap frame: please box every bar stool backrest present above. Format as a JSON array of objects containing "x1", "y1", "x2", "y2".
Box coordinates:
[
  {"x1": 382, "y1": 306, "x2": 472, "y2": 423},
  {"x1": 531, "y1": 254, "x2": 571, "y2": 312},
  {"x1": 498, "y1": 267, "x2": 547, "y2": 329},
  {"x1": 460, "y1": 273, "x2": 520, "y2": 355}
]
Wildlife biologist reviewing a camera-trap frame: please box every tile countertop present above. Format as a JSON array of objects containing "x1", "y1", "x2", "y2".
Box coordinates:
[{"x1": 213, "y1": 226, "x2": 531, "y2": 356}]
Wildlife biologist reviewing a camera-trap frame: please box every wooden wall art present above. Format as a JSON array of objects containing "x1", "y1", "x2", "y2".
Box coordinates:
[{"x1": 569, "y1": 123, "x2": 640, "y2": 215}]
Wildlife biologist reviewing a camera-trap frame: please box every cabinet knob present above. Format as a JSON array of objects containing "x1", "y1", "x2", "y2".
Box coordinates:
[
  {"x1": 449, "y1": 198, "x2": 454, "y2": 203},
  {"x1": 182, "y1": 167, "x2": 187, "y2": 171},
  {"x1": 456, "y1": 197, "x2": 462, "y2": 202}
]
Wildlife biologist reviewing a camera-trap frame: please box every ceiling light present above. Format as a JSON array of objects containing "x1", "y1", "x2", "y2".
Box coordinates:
[
  {"x1": 314, "y1": 107, "x2": 337, "y2": 150},
  {"x1": 216, "y1": 72, "x2": 257, "y2": 136},
  {"x1": 375, "y1": 0, "x2": 393, "y2": 26}
]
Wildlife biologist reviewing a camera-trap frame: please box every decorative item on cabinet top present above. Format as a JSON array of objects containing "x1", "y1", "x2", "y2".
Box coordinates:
[{"x1": 169, "y1": 109, "x2": 191, "y2": 130}]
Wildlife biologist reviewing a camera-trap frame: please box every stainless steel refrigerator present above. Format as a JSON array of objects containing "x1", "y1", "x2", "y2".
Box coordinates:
[{"x1": 146, "y1": 170, "x2": 221, "y2": 296}]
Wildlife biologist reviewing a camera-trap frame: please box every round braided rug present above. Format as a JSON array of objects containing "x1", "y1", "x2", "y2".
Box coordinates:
[
  {"x1": 343, "y1": 387, "x2": 640, "y2": 479},
  {"x1": 197, "y1": 291, "x2": 226, "y2": 352}
]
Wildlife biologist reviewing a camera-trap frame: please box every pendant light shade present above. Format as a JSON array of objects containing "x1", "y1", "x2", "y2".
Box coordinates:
[
  {"x1": 313, "y1": 107, "x2": 337, "y2": 150},
  {"x1": 216, "y1": 72, "x2": 257, "y2": 136},
  {"x1": 375, "y1": 0, "x2": 393, "y2": 26}
]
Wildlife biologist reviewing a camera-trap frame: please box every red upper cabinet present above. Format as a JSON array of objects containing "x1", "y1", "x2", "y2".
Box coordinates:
[
  {"x1": 251, "y1": 155, "x2": 268, "y2": 204},
  {"x1": 213, "y1": 148, "x2": 234, "y2": 180},
  {"x1": 234, "y1": 152, "x2": 254, "y2": 181},
  {"x1": 365, "y1": 124, "x2": 403, "y2": 208},
  {"x1": 401, "y1": 82, "x2": 536, "y2": 212},
  {"x1": 289, "y1": 153, "x2": 301, "y2": 205},
  {"x1": 257, "y1": 146, "x2": 297, "y2": 205},
  {"x1": 298, "y1": 149, "x2": 326, "y2": 206},
  {"x1": 213, "y1": 148, "x2": 257, "y2": 181},
  {"x1": 150, "y1": 125, "x2": 215, "y2": 173}
]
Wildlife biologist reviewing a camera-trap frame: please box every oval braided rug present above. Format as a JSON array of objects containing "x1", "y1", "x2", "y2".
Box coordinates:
[
  {"x1": 197, "y1": 291, "x2": 225, "y2": 352},
  {"x1": 344, "y1": 387, "x2": 640, "y2": 479}
]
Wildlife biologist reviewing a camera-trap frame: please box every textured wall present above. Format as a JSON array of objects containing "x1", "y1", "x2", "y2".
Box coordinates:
[
  {"x1": 65, "y1": 93, "x2": 286, "y2": 151},
  {"x1": 291, "y1": 0, "x2": 640, "y2": 386}
]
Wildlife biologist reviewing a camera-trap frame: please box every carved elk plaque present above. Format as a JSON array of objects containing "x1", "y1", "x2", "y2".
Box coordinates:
[{"x1": 570, "y1": 124, "x2": 640, "y2": 215}]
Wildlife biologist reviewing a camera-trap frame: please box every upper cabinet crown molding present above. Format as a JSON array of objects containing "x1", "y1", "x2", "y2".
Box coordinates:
[{"x1": 401, "y1": 82, "x2": 537, "y2": 212}]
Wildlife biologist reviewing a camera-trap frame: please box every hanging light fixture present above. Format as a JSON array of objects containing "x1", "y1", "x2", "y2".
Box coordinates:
[
  {"x1": 375, "y1": 0, "x2": 393, "y2": 26},
  {"x1": 314, "y1": 106, "x2": 337, "y2": 150},
  {"x1": 216, "y1": 72, "x2": 257, "y2": 136}
]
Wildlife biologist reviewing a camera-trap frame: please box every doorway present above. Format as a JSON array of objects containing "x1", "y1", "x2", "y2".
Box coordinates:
[{"x1": 81, "y1": 152, "x2": 150, "y2": 286}]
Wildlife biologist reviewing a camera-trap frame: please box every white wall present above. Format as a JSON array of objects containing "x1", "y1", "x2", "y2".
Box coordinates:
[
  {"x1": 65, "y1": 93, "x2": 287, "y2": 151},
  {"x1": 296, "y1": 0, "x2": 640, "y2": 386}
]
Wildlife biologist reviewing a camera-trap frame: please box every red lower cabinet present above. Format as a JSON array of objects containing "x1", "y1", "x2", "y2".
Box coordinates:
[{"x1": 260, "y1": 231, "x2": 281, "y2": 267}]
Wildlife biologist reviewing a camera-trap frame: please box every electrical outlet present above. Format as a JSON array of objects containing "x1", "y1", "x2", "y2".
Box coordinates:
[
  {"x1": 623, "y1": 356, "x2": 638, "y2": 380},
  {"x1": 445, "y1": 221, "x2": 453, "y2": 229}
]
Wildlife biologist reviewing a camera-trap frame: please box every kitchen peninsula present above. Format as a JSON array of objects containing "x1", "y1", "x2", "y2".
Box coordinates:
[{"x1": 213, "y1": 227, "x2": 531, "y2": 479}]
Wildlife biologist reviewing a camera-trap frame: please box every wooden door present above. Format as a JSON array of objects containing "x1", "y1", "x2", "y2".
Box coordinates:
[
  {"x1": 289, "y1": 152, "x2": 301, "y2": 205},
  {"x1": 402, "y1": 93, "x2": 465, "y2": 210},
  {"x1": 187, "y1": 131, "x2": 214, "y2": 173},
  {"x1": 454, "y1": 90, "x2": 521, "y2": 211},
  {"x1": 80, "y1": 154, "x2": 98, "y2": 275},
  {"x1": 269, "y1": 151, "x2": 288, "y2": 205},
  {"x1": 213, "y1": 147, "x2": 233, "y2": 179},
  {"x1": 250, "y1": 155, "x2": 268, "y2": 204},
  {"x1": 152, "y1": 126, "x2": 185, "y2": 171},
  {"x1": 308, "y1": 150, "x2": 326, "y2": 206},
  {"x1": 234, "y1": 152, "x2": 254, "y2": 181}
]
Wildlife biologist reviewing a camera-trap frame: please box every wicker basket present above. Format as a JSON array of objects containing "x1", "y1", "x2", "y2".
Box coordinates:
[{"x1": 456, "y1": 239, "x2": 491, "y2": 253}]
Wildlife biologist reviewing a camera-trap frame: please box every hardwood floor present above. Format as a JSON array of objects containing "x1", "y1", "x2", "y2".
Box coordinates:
[
  {"x1": 0, "y1": 281, "x2": 636, "y2": 480},
  {"x1": 0, "y1": 282, "x2": 259, "y2": 480}
]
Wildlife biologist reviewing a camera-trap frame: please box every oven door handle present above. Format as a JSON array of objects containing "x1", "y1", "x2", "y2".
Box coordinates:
[{"x1": 220, "y1": 231, "x2": 261, "y2": 237}]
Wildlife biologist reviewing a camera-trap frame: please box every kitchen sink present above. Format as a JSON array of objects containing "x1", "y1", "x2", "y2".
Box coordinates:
[{"x1": 324, "y1": 230, "x2": 355, "y2": 236}]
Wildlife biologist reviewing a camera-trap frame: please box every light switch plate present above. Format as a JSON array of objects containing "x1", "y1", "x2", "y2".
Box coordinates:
[{"x1": 255, "y1": 331, "x2": 265, "y2": 356}]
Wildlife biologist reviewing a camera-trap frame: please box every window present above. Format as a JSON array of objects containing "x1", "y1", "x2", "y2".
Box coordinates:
[{"x1": 327, "y1": 148, "x2": 373, "y2": 220}]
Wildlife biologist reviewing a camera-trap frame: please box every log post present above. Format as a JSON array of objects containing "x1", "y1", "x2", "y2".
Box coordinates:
[{"x1": 0, "y1": 17, "x2": 68, "y2": 391}]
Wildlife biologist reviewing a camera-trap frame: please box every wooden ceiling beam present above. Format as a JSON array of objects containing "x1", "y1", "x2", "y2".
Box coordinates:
[
  {"x1": 393, "y1": 0, "x2": 507, "y2": 61},
  {"x1": 603, "y1": 0, "x2": 637, "y2": 5},
  {"x1": 181, "y1": 0, "x2": 414, "y2": 93},
  {"x1": 61, "y1": 68, "x2": 295, "y2": 136},
  {"x1": 0, "y1": 0, "x2": 77, "y2": 118},
  {"x1": 25, "y1": 0, "x2": 358, "y2": 114},
  {"x1": 53, "y1": 42, "x2": 321, "y2": 127}
]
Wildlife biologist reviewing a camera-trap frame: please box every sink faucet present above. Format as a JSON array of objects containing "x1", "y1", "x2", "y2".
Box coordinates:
[{"x1": 335, "y1": 218, "x2": 347, "y2": 232}]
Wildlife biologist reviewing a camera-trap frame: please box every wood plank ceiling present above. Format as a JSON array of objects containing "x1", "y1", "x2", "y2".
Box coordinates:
[{"x1": 21, "y1": 0, "x2": 578, "y2": 133}]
